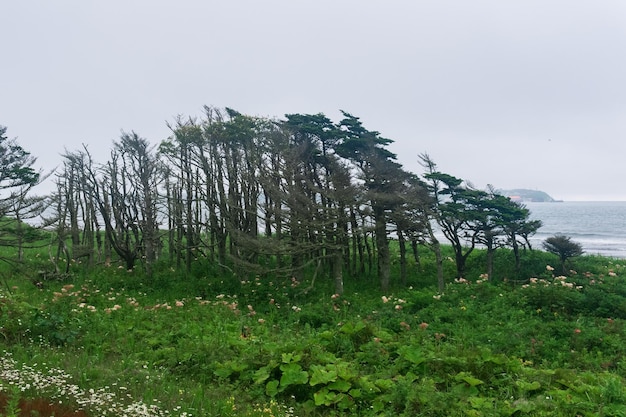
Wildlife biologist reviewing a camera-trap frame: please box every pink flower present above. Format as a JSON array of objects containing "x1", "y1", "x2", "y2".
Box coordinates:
[
  {"x1": 574, "y1": 328, "x2": 581, "y2": 334},
  {"x1": 419, "y1": 322, "x2": 429, "y2": 330}
]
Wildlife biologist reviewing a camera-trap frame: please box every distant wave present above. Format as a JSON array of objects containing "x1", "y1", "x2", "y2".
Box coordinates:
[{"x1": 527, "y1": 201, "x2": 626, "y2": 259}]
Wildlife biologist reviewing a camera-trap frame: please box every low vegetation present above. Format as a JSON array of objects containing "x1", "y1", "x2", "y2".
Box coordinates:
[{"x1": 2, "y1": 244, "x2": 626, "y2": 416}]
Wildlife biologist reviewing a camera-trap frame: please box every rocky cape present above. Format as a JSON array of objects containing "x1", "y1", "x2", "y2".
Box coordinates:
[{"x1": 498, "y1": 189, "x2": 558, "y2": 202}]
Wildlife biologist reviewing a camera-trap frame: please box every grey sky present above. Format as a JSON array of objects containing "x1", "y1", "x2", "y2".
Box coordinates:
[{"x1": 2, "y1": 1, "x2": 625, "y2": 201}]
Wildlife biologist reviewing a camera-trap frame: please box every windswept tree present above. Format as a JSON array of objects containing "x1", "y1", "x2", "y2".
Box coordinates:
[
  {"x1": 0, "y1": 126, "x2": 40, "y2": 213},
  {"x1": 160, "y1": 117, "x2": 206, "y2": 271},
  {"x1": 389, "y1": 173, "x2": 432, "y2": 287},
  {"x1": 423, "y1": 169, "x2": 477, "y2": 279},
  {"x1": 0, "y1": 126, "x2": 43, "y2": 262},
  {"x1": 337, "y1": 111, "x2": 407, "y2": 292},
  {"x1": 543, "y1": 234, "x2": 583, "y2": 275},
  {"x1": 282, "y1": 113, "x2": 354, "y2": 294},
  {"x1": 0, "y1": 181, "x2": 48, "y2": 261},
  {"x1": 417, "y1": 154, "x2": 447, "y2": 291},
  {"x1": 497, "y1": 197, "x2": 542, "y2": 274},
  {"x1": 469, "y1": 188, "x2": 527, "y2": 281},
  {"x1": 86, "y1": 133, "x2": 162, "y2": 273}
]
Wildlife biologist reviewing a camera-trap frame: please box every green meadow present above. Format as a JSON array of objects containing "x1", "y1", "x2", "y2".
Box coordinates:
[{"x1": 2, "y1": 242, "x2": 626, "y2": 416}]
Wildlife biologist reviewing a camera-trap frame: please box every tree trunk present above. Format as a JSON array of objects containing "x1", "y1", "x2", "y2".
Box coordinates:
[
  {"x1": 374, "y1": 207, "x2": 390, "y2": 292},
  {"x1": 398, "y1": 229, "x2": 407, "y2": 286}
]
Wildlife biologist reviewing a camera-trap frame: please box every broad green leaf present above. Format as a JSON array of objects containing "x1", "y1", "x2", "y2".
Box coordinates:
[
  {"x1": 281, "y1": 352, "x2": 302, "y2": 364},
  {"x1": 213, "y1": 366, "x2": 233, "y2": 379},
  {"x1": 309, "y1": 364, "x2": 338, "y2": 386},
  {"x1": 253, "y1": 365, "x2": 273, "y2": 385},
  {"x1": 349, "y1": 388, "x2": 362, "y2": 399},
  {"x1": 357, "y1": 376, "x2": 380, "y2": 394},
  {"x1": 314, "y1": 388, "x2": 336, "y2": 406},
  {"x1": 266, "y1": 380, "x2": 279, "y2": 397},
  {"x1": 454, "y1": 372, "x2": 483, "y2": 387},
  {"x1": 280, "y1": 363, "x2": 309, "y2": 387},
  {"x1": 335, "y1": 362, "x2": 358, "y2": 380},
  {"x1": 336, "y1": 393, "x2": 353, "y2": 410},
  {"x1": 328, "y1": 378, "x2": 352, "y2": 393},
  {"x1": 374, "y1": 378, "x2": 394, "y2": 391},
  {"x1": 515, "y1": 380, "x2": 541, "y2": 391},
  {"x1": 398, "y1": 346, "x2": 426, "y2": 365}
]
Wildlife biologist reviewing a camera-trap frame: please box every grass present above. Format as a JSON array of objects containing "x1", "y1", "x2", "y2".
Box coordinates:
[{"x1": 2, "y1": 245, "x2": 626, "y2": 415}]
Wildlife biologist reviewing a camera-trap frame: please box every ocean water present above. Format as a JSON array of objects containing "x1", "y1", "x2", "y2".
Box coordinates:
[{"x1": 525, "y1": 201, "x2": 626, "y2": 259}]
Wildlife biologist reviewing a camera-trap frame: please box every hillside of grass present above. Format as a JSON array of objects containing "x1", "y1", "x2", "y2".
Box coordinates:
[{"x1": 2, "y1": 244, "x2": 626, "y2": 416}]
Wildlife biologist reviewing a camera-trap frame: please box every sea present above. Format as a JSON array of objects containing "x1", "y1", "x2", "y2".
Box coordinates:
[{"x1": 525, "y1": 201, "x2": 626, "y2": 259}]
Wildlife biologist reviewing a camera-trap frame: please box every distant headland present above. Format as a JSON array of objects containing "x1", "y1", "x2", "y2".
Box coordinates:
[{"x1": 498, "y1": 189, "x2": 559, "y2": 202}]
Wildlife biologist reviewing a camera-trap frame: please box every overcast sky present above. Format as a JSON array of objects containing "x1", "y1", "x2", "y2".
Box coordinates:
[{"x1": 2, "y1": 1, "x2": 625, "y2": 201}]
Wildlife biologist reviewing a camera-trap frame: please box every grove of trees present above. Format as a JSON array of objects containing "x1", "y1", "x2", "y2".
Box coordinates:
[{"x1": 1, "y1": 109, "x2": 543, "y2": 293}]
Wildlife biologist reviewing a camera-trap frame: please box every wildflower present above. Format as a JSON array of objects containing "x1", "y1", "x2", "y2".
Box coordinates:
[
  {"x1": 400, "y1": 321, "x2": 410, "y2": 330},
  {"x1": 291, "y1": 305, "x2": 301, "y2": 312},
  {"x1": 433, "y1": 294, "x2": 442, "y2": 300},
  {"x1": 609, "y1": 271, "x2": 617, "y2": 277},
  {"x1": 175, "y1": 300, "x2": 184, "y2": 307},
  {"x1": 574, "y1": 328, "x2": 581, "y2": 334},
  {"x1": 395, "y1": 304, "x2": 402, "y2": 310},
  {"x1": 419, "y1": 322, "x2": 429, "y2": 330},
  {"x1": 546, "y1": 265, "x2": 555, "y2": 271},
  {"x1": 382, "y1": 296, "x2": 389, "y2": 303},
  {"x1": 331, "y1": 293, "x2": 340, "y2": 300},
  {"x1": 258, "y1": 318, "x2": 265, "y2": 324}
]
